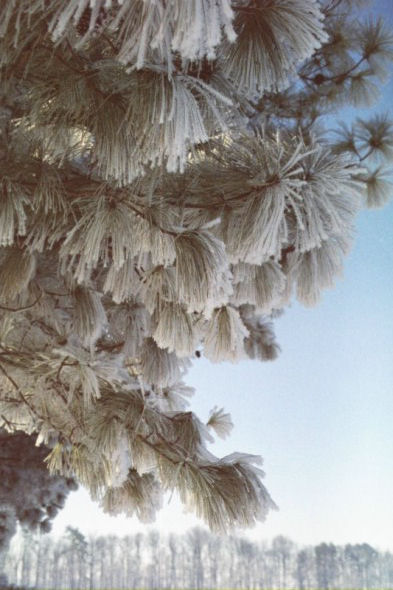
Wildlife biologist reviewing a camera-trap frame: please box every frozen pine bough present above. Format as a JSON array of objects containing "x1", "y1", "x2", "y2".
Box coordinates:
[
  {"x1": 0, "y1": 429, "x2": 77, "y2": 562},
  {"x1": 0, "y1": 0, "x2": 392, "y2": 533}
]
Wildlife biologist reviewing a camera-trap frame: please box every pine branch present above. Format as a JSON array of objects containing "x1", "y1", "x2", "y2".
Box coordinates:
[{"x1": 0, "y1": 291, "x2": 42, "y2": 312}]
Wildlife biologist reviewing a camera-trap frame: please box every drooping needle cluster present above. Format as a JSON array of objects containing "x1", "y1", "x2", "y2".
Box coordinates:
[{"x1": 0, "y1": 0, "x2": 391, "y2": 533}]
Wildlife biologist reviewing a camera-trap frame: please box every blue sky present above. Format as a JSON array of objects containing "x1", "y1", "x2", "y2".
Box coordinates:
[{"x1": 52, "y1": 1, "x2": 393, "y2": 550}]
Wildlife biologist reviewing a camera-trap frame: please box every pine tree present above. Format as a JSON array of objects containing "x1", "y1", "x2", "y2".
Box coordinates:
[
  {"x1": 0, "y1": 0, "x2": 391, "y2": 533},
  {"x1": 0, "y1": 429, "x2": 77, "y2": 586}
]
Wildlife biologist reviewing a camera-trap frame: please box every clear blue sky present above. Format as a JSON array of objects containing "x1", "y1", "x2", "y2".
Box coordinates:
[{"x1": 51, "y1": 1, "x2": 393, "y2": 551}]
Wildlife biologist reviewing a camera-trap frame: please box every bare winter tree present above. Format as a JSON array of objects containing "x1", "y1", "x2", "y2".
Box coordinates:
[{"x1": 4, "y1": 528, "x2": 393, "y2": 589}]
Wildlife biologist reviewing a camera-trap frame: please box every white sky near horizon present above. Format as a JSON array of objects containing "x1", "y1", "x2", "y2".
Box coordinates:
[{"x1": 50, "y1": 1, "x2": 393, "y2": 552}]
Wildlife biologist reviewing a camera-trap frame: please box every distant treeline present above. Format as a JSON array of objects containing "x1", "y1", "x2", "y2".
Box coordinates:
[{"x1": 4, "y1": 527, "x2": 393, "y2": 589}]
